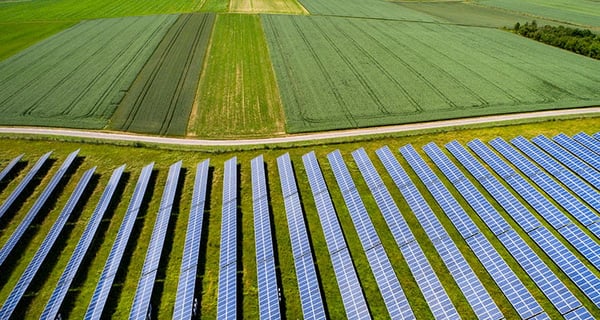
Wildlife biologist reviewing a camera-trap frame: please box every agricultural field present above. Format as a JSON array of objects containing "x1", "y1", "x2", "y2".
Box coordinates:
[
  {"x1": 476, "y1": 0, "x2": 600, "y2": 27},
  {"x1": 262, "y1": 15, "x2": 600, "y2": 133},
  {"x1": 0, "y1": 117, "x2": 599, "y2": 318},
  {"x1": 229, "y1": 0, "x2": 307, "y2": 14},
  {"x1": 190, "y1": 14, "x2": 286, "y2": 139},
  {"x1": 109, "y1": 13, "x2": 215, "y2": 136},
  {"x1": 0, "y1": 22, "x2": 75, "y2": 61},
  {"x1": 296, "y1": 0, "x2": 437, "y2": 21},
  {"x1": 0, "y1": 15, "x2": 178, "y2": 129}
]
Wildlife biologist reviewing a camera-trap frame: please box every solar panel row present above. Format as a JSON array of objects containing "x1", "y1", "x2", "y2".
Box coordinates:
[
  {"x1": 573, "y1": 132, "x2": 600, "y2": 155},
  {"x1": 423, "y1": 142, "x2": 547, "y2": 319},
  {"x1": 251, "y1": 155, "x2": 281, "y2": 320},
  {"x1": 554, "y1": 133, "x2": 600, "y2": 171},
  {"x1": 277, "y1": 153, "x2": 326, "y2": 320},
  {"x1": 447, "y1": 141, "x2": 597, "y2": 313},
  {"x1": 0, "y1": 149, "x2": 79, "y2": 267},
  {"x1": 0, "y1": 167, "x2": 95, "y2": 319},
  {"x1": 302, "y1": 151, "x2": 370, "y2": 320},
  {"x1": 327, "y1": 150, "x2": 414, "y2": 320},
  {"x1": 130, "y1": 161, "x2": 182, "y2": 320},
  {"x1": 217, "y1": 157, "x2": 239, "y2": 320},
  {"x1": 173, "y1": 159, "x2": 210, "y2": 320},
  {"x1": 0, "y1": 153, "x2": 23, "y2": 183},
  {"x1": 85, "y1": 163, "x2": 154, "y2": 320},
  {"x1": 41, "y1": 165, "x2": 125, "y2": 320},
  {"x1": 0, "y1": 151, "x2": 51, "y2": 219}
]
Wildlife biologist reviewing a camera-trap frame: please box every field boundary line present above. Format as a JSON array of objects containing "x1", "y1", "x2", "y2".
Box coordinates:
[{"x1": 0, "y1": 107, "x2": 598, "y2": 146}]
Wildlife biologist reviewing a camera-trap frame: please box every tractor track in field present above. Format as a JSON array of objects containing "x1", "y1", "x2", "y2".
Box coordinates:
[{"x1": 0, "y1": 107, "x2": 598, "y2": 147}]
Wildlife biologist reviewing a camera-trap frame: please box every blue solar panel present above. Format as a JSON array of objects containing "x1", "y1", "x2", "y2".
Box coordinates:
[
  {"x1": 130, "y1": 161, "x2": 182, "y2": 320},
  {"x1": 511, "y1": 136, "x2": 600, "y2": 214},
  {"x1": 0, "y1": 153, "x2": 23, "y2": 183},
  {"x1": 217, "y1": 157, "x2": 238, "y2": 320},
  {"x1": 277, "y1": 153, "x2": 325, "y2": 320},
  {"x1": 553, "y1": 133, "x2": 600, "y2": 171},
  {"x1": 532, "y1": 135, "x2": 600, "y2": 190},
  {"x1": 0, "y1": 167, "x2": 94, "y2": 319},
  {"x1": 0, "y1": 151, "x2": 51, "y2": 219},
  {"x1": 563, "y1": 306, "x2": 593, "y2": 320},
  {"x1": 302, "y1": 151, "x2": 370, "y2": 320},
  {"x1": 0, "y1": 149, "x2": 78, "y2": 266},
  {"x1": 173, "y1": 159, "x2": 209, "y2": 320},
  {"x1": 41, "y1": 165, "x2": 125, "y2": 320},
  {"x1": 573, "y1": 132, "x2": 600, "y2": 155},
  {"x1": 251, "y1": 155, "x2": 281, "y2": 320},
  {"x1": 422, "y1": 142, "x2": 545, "y2": 319},
  {"x1": 85, "y1": 162, "x2": 154, "y2": 320},
  {"x1": 469, "y1": 139, "x2": 600, "y2": 270},
  {"x1": 327, "y1": 150, "x2": 414, "y2": 320}
]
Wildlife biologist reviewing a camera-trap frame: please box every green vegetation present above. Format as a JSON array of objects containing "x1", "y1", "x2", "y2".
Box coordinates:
[
  {"x1": 296, "y1": 0, "x2": 436, "y2": 20},
  {"x1": 262, "y1": 15, "x2": 600, "y2": 133},
  {"x1": 477, "y1": 0, "x2": 600, "y2": 27},
  {"x1": 0, "y1": 15, "x2": 177, "y2": 129},
  {"x1": 109, "y1": 14, "x2": 215, "y2": 136},
  {"x1": 514, "y1": 21, "x2": 600, "y2": 60},
  {"x1": 0, "y1": 22, "x2": 75, "y2": 61},
  {"x1": 191, "y1": 14, "x2": 286, "y2": 138},
  {"x1": 1, "y1": 118, "x2": 599, "y2": 318},
  {"x1": 229, "y1": 0, "x2": 307, "y2": 14}
]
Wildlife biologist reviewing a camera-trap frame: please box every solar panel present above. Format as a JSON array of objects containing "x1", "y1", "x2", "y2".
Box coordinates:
[
  {"x1": 130, "y1": 161, "x2": 182, "y2": 320},
  {"x1": 173, "y1": 159, "x2": 210, "y2": 320},
  {"x1": 511, "y1": 136, "x2": 600, "y2": 213},
  {"x1": 217, "y1": 157, "x2": 238, "y2": 320},
  {"x1": 251, "y1": 155, "x2": 281, "y2": 320},
  {"x1": 277, "y1": 153, "x2": 325, "y2": 320},
  {"x1": 468, "y1": 139, "x2": 600, "y2": 269},
  {"x1": 0, "y1": 149, "x2": 78, "y2": 266},
  {"x1": 532, "y1": 135, "x2": 600, "y2": 190},
  {"x1": 377, "y1": 146, "x2": 501, "y2": 319},
  {"x1": 0, "y1": 153, "x2": 23, "y2": 183},
  {"x1": 41, "y1": 165, "x2": 125, "y2": 320},
  {"x1": 0, "y1": 151, "x2": 51, "y2": 219},
  {"x1": 327, "y1": 150, "x2": 414, "y2": 320},
  {"x1": 302, "y1": 151, "x2": 370, "y2": 320},
  {"x1": 553, "y1": 133, "x2": 600, "y2": 171},
  {"x1": 0, "y1": 167, "x2": 95, "y2": 319},
  {"x1": 85, "y1": 162, "x2": 154, "y2": 320},
  {"x1": 573, "y1": 132, "x2": 600, "y2": 155}
]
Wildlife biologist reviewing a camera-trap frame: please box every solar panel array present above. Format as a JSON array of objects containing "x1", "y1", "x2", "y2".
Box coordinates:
[
  {"x1": 0, "y1": 167, "x2": 95, "y2": 319},
  {"x1": 85, "y1": 163, "x2": 154, "y2": 320},
  {"x1": 277, "y1": 153, "x2": 326, "y2": 320},
  {"x1": 0, "y1": 151, "x2": 51, "y2": 219},
  {"x1": 0, "y1": 149, "x2": 79, "y2": 266},
  {"x1": 446, "y1": 141, "x2": 596, "y2": 314},
  {"x1": 41, "y1": 165, "x2": 125, "y2": 320},
  {"x1": 173, "y1": 159, "x2": 210, "y2": 320},
  {"x1": 468, "y1": 139, "x2": 600, "y2": 270},
  {"x1": 217, "y1": 157, "x2": 239, "y2": 320},
  {"x1": 0, "y1": 153, "x2": 23, "y2": 183},
  {"x1": 251, "y1": 155, "x2": 281, "y2": 320},
  {"x1": 554, "y1": 133, "x2": 600, "y2": 171},
  {"x1": 327, "y1": 150, "x2": 414, "y2": 320},
  {"x1": 130, "y1": 161, "x2": 182, "y2": 320},
  {"x1": 573, "y1": 132, "x2": 600, "y2": 155},
  {"x1": 302, "y1": 151, "x2": 370, "y2": 320}
]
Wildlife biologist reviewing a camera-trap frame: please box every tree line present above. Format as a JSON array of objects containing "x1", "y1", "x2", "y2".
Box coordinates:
[{"x1": 513, "y1": 21, "x2": 599, "y2": 60}]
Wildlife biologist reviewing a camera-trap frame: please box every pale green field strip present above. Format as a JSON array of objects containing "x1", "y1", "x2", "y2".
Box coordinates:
[
  {"x1": 477, "y1": 0, "x2": 600, "y2": 27},
  {"x1": 0, "y1": 118, "x2": 599, "y2": 318},
  {"x1": 229, "y1": 0, "x2": 307, "y2": 14},
  {"x1": 109, "y1": 13, "x2": 215, "y2": 136},
  {"x1": 262, "y1": 15, "x2": 600, "y2": 133},
  {"x1": 0, "y1": 15, "x2": 178, "y2": 129},
  {"x1": 0, "y1": 22, "x2": 74, "y2": 61},
  {"x1": 296, "y1": 0, "x2": 438, "y2": 21},
  {"x1": 191, "y1": 14, "x2": 285, "y2": 139}
]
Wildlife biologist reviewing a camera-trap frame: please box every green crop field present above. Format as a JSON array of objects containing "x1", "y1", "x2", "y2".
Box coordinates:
[
  {"x1": 297, "y1": 0, "x2": 437, "y2": 21},
  {"x1": 0, "y1": 15, "x2": 177, "y2": 129},
  {"x1": 0, "y1": 22, "x2": 75, "y2": 61},
  {"x1": 109, "y1": 13, "x2": 215, "y2": 136},
  {"x1": 262, "y1": 15, "x2": 600, "y2": 133},
  {"x1": 229, "y1": 0, "x2": 307, "y2": 14},
  {"x1": 190, "y1": 14, "x2": 286, "y2": 139},
  {"x1": 476, "y1": 0, "x2": 600, "y2": 27}
]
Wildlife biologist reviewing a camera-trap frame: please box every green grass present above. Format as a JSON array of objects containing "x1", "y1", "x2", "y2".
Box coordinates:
[
  {"x1": 190, "y1": 14, "x2": 286, "y2": 139},
  {"x1": 0, "y1": 15, "x2": 177, "y2": 129},
  {"x1": 0, "y1": 22, "x2": 75, "y2": 61},
  {"x1": 109, "y1": 13, "x2": 215, "y2": 136},
  {"x1": 1, "y1": 117, "x2": 599, "y2": 318},
  {"x1": 262, "y1": 15, "x2": 600, "y2": 133},
  {"x1": 296, "y1": 0, "x2": 437, "y2": 21}
]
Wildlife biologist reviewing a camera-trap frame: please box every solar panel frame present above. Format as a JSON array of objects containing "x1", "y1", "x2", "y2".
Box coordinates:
[
  {"x1": 573, "y1": 132, "x2": 600, "y2": 155},
  {"x1": 0, "y1": 167, "x2": 95, "y2": 319},
  {"x1": 0, "y1": 153, "x2": 23, "y2": 183},
  {"x1": 0, "y1": 149, "x2": 78, "y2": 267}
]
